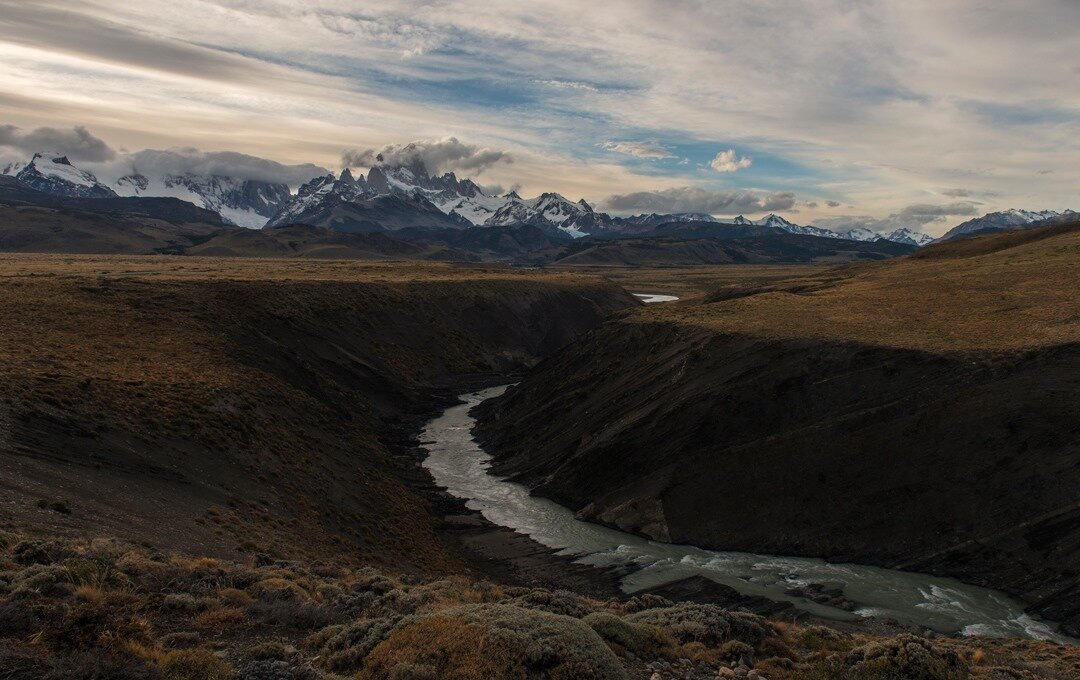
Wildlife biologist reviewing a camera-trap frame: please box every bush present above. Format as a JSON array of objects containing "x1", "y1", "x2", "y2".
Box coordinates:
[
  {"x1": 311, "y1": 616, "x2": 410, "y2": 673},
  {"x1": 625, "y1": 603, "x2": 768, "y2": 646},
  {"x1": 387, "y1": 662, "x2": 438, "y2": 680},
  {"x1": 361, "y1": 604, "x2": 628, "y2": 680},
  {"x1": 252, "y1": 578, "x2": 310, "y2": 602},
  {"x1": 160, "y1": 648, "x2": 232, "y2": 680},
  {"x1": 511, "y1": 588, "x2": 598, "y2": 618},
  {"x1": 583, "y1": 611, "x2": 672, "y2": 657},
  {"x1": 249, "y1": 600, "x2": 346, "y2": 630},
  {"x1": 12, "y1": 540, "x2": 74, "y2": 566},
  {"x1": 844, "y1": 635, "x2": 969, "y2": 680},
  {"x1": 236, "y1": 659, "x2": 319, "y2": 680},
  {"x1": 244, "y1": 640, "x2": 290, "y2": 661}
]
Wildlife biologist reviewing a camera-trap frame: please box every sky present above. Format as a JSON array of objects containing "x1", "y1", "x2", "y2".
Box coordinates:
[{"x1": 0, "y1": 0, "x2": 1077, "y2": 235}]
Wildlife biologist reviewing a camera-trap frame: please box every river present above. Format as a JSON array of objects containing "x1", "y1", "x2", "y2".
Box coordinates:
[{"x1": 422, "y1": 386, "x2": 1070, "y2": 642}]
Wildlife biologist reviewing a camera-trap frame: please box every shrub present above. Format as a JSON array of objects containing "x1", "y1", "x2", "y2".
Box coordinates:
[
  {"x1": 253, "y1": 578, "x2": 310, "y2": 602},
  {"x1": 249, "y1": 600, "x2": 346, "y2": 630},
  {"x1": 160, "y1": 648, "x2": 232, "y2": 680},
  {"x1": 388, "y1": 662, "x2": 438, "y2": 680},
  {"x1": 844, "y1": 635, "x2": 969, "y2": 680},
  {"x1": 244, "y1": 640, "x2": 290, "y2": 661},
  {"x1": 236, "y1": 659, "x2": 319, "y2": 680},
  {"x1": 219, "y1": 587, "x2": 255, "y2": 607},
  {"x1": 797, "y1": 624, "x2": 853, "y2": 653},
  {"x1": 511, "y1": 588, "x2": 598, "y2": 618},
  {"x1": 194, "y1": 606, "x2": 247, "y2": 629},
  {"x1": 312, "y1": 616, "x2": 409, "y2": 673},
  {"x1": 583, "y1": 611, "x2": 672, "y2": 657},
  {"x1": 12, "y1": 539, "x2": 74, "y2": 566},
  {"x1": 164, "y1": 593, "x2": 214, "y2": 612},
  {"x1": 620, "y1": 593, "x2": 673, "y2": 614},
  {"x1": 362, "y1": 604, "x2": 628, "y2": 680},
  {"x1": 626, "y1": 603, "x2": 768, "y2": 646}
]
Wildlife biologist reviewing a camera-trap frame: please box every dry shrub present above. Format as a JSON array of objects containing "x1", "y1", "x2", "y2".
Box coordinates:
[
  {"x1": 371, "y1": 608, "x2": 630, "y2": 680},
  {"x1": 218, "y1": 587, "x2": 255, "y2": 607},
  {"x1": 243, "y1": 640, "x2": 290, "y2": 661},
  {"x1": 796, "y1": 635, "x2": 969, "y2": 680},
  {"x1": 252, "y1": 577, "x2": 310, "y2": 602},
  {"x1": 583, "y1": 611, "x2": 673, "y2": 658},
  {"x1": 195, "y1": 606, "x2": 247, "y2": 629},
  {"x1": 359, "y1": 615, "x2": 510, "y2": 680},
  {"x1": 626, "y1": 603, "x2": 768, "y2": 647},
  {"x1": 160, "y1": 648, "x2": 232, "y2": 680}
]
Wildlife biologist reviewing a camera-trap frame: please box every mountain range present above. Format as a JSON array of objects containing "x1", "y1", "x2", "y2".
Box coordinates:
[{"x1": 3, "y1": 151, "x2": 1070, "y2": 246}]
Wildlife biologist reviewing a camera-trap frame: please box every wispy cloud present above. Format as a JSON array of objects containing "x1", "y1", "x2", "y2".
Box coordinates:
[
  {"x1": 0, "y1": 0, "x2": 1076, "y2": 224},
  {"x1": 599, "y1": 141, "x2": 675, "y2": 159},
  {"x1": 604, "y1": 187, "x2": 796, "y2": 215}
]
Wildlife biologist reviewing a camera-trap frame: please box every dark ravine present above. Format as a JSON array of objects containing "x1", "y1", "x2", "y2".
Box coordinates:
[
  {"x1": 0, "y1": 260, "x2": 639, "y2": 579},
  {"x1": 473, "y1": 323, "x2": 1080, "y2": 636}
]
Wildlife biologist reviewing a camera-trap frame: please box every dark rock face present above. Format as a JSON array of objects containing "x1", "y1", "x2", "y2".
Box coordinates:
[{"x1": 474, "y1": 323, "x2": 1080, "y2": 632}]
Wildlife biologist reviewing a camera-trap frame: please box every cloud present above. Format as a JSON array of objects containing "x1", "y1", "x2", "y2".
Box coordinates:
[
  {"x1": 0, "y1": 124, "x2": 116, "y2": 162},
  {"x1": 599, "y1": 140, "x2": 675, "y2": 159},
  {"x1": 825, "y1": 200, "x2": 842, "y2": 207},
  {"x1": 817, "y1": 201, "x2": 981, "y2": 235},
  {"x1": 114, "y1": 148, "x2": 328, "y2": 186},
  {"x1": 342, "y1": 137, "x2": 511, "y2": 175},
  {"x1": 710, "y1": 149, "x2": 752, "y2": 173},
  {"x1": 941, "y1": 187, "x2": 975, "y2": 197},
  {"x1": 604, "y1": 187, "x2": 796, "y2": 215}
]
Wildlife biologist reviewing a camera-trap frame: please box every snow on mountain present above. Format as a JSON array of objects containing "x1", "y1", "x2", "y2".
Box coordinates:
[
  {"x1": 750, "y1": 213, "x2": 852, "y2": 240},
  {"x1": 114, "y1": 172, "x2": 291, "y2": 228},
  {"x1": 617, "y1": 213, "x2": 720, "y2": 228},
  {"x1": 3, "y1": 153, "x2": 117, "y2": 199},
  {"x1": 834, "y1": 227, "x2": 878, "y2": 242},
  {"x1": 881, "y1": 228, "x2": 935, "y2": 247},
  {"x1": 3, "y1": 152, "x2": 293, "y2": 227},
  {"x1": 939, "y1": 209, "x2": 1074, "y2": 241}
]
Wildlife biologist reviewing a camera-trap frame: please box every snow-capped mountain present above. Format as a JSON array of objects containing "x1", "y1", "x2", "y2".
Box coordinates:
[
  {"x1": 269, "y1": 158, "x2": 619, "y2": 238},
  {"x1": 881, "y1": 228, "x2": 935, "y2": 247},
  {"x1": 939, "y1": 209, "x2": 1076, "y2": 241},
  {"x1": 114, "y1": 173, "x2": 291, "y2": 229},
  {"x1": 3, "y1": 153, "x2": 117, "y2": 199},
  {"x1": 266, "y1": 168, "x2": 469, "y2": 232},
  {"x1": 3, "y1": 152, "x2": 293, "y2": 227},
  {"x1": 749, "y1": 213, "x2": 847, "y2": 240}
]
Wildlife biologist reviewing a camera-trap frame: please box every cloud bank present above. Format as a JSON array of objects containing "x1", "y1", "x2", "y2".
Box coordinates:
[
  {"x1": 604, "y1": 187, "x2": 797, "y2": 215},
  {"x1": 342, "y1": 137, "x2": 511, "y2": 176},
  {"x1": 817, "y1": 202, "x2": 981, "y2": 233},
  {"x1": 0, "y1": 124, "x2": 116, "y2": 162}
]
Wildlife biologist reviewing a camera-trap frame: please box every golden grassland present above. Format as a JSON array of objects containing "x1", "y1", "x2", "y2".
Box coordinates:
[
  {"x1": 551, "y1": 263, "x2": 832, "y2": 298},
  {"x1": 642, "y1": 224, "x2": 1080, "y2": 353}
]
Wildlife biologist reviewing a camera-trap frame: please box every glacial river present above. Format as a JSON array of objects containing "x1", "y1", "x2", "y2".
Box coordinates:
[{"x1": 422, "y1": 386, "x2": 1071, "y2": 642}]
